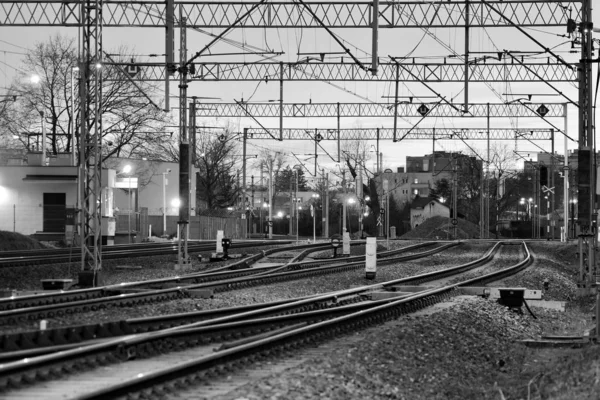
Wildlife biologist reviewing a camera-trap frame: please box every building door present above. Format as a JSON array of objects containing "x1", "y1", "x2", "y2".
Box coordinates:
[{"x1": 43, "y1": 193, "x2": 66, "y2": 232}]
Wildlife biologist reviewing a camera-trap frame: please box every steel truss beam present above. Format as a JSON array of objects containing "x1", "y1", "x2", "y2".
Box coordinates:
[
  {"x1": 246, "y1": 128, "x2": 554, "y2": 141},
  {"x1": 0, "y1": 1, "x2": 580, "y2": 28},
  {"x1": 196, "y1": 102, "x2": 566, "y2": 118},
  {"x1": 113, "y1": 61, "x2": 576, "y2": 82}
]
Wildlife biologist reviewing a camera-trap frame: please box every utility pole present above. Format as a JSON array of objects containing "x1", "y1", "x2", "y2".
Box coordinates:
[
  {"x1": 289, "y1": 171, "x2": 293, "y2": 235},
  {"x1": 78, "y1": 0, "x2": 103, "y2": 285},
  {"x1": 323, "y1": 169, "x2": 329, "y2": 238},
  {"x1": 242, "y1": 128, "x2": 248, "y2": 237},
  {"x1": 453, "y1": 155, "x2": 458, "y2": 239},
  {"x1": 342, "y1": 169, "x2": 347, "y2": 234},
  {"x1": 563, "y1": 103, "x2": 569, "y2": 242},
  {"x1": 550, "y1": 129, "x2": 555, "y2": 240},
  {"x1": 268, "y1": 161, "x2": 273, "y2": 239},
  {"x1": 577, "y1": 0, "x2": 595, "y2": 297},
  {"x1": 251, "y1": 175, "x2": 255, "y2": 236},
  {"x1": 176, "y1": 16, "x2": 191, "y2": 270}
]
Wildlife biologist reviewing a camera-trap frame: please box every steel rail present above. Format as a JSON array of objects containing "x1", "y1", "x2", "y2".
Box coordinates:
[
  {"x1": 0, "y1": 240, "x2": 284, "y2": 268},
  {"x1": 0, "y1": 242, "x2": 453, "y2": 324},
  {"x1": 0, "y1": 241, "x2": 478, "y2": 352},
  {"x1": 0, "y1": 242, "x2": 530, "y2": 397},
  {"x1": 77, "y1": 241, "x2": 531, "y2": 399},
  {"x1": 0, "y1": 241, "x2": 317, "y2": 312}
]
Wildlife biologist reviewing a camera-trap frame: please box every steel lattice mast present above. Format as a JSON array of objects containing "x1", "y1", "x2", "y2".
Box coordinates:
[
  {"x1": 577, "y1": 0, "x2": 595, "y2": 294},
  {"x1": 78, "y1": 0, "x2": 103, "y2": 281}
]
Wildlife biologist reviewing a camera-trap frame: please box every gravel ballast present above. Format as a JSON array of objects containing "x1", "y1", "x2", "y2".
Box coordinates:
[{"x1": 1, "y1": 240, "x2": 596, "y2": 399}]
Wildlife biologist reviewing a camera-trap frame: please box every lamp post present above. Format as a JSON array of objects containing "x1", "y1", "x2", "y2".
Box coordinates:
[
  {"x1": 570, "y1": 198, "x2": 578, "y2": 239},
  {"x1": 30, "y1": 74, "x2": 47, "y2": 166},
  {"x1": 520, "y1": 198, "x2": 525, "y2": 221},
  {"x1": 297, "y1": 204, "x2": 301, "y2": 243},
  {"x1": 311, "y1": 193, "x2": 319, "y2": 242},
  {"x1": 347, "y1": 197, "x2": 356, "y2": 236},
  {"x1": 122, "y1": 165, "x2": 133, "y2": 243},
  {"x1": 161, "y1": 169, "x2": 171, "y2": 237},
  {"x1": 528, "y1": 197, "x2": 534, "y2": 238},
  {"x1": 171, "y1": 198, "x2": 181, "y2": 239},
  {"x1": 70, "y1": 66, "x2": 79, "y2": 166}
]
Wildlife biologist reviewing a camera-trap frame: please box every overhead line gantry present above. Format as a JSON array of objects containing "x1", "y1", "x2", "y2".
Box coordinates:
[
  {"x1": 0, "y1": 1, "x2": 581, "y2": 28},
  {"x1": 2, "y1": 0, "x2": 586, "y2": 284}
]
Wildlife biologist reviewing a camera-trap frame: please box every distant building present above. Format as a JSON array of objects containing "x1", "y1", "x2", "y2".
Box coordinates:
[
  {"x1": 410, "y1": 197, "x2": 450, "y2": 229},
  {"x1": 371, "y1": 152, "x2": 481, "y2": 208}
]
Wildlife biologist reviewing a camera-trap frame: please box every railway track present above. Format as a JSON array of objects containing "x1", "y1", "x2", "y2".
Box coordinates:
[
  {"x1": 0, "y1": 241, "x2": 451, "y2": 325},
  {"x1": 0, "y1": 240, "x2": 291, "y2": 268},
  {"x1": 0, "y1": 242, "x2": 503, "y2": 352},
  {"x1": 0, "y1": 241, "x2": 531, "y2": 399},
  {"x1": 0, "y1": 241, "x2": 357, "y2": 313}
]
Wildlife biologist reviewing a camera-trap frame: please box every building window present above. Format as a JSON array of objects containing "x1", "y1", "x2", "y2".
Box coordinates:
[{"x1": 414, "y1": 179, "x2": 419, "y2": 184}]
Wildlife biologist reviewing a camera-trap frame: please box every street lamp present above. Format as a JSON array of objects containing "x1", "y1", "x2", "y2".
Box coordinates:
[
  {"x1": 161, "y1": 169, "x2": 171, "y2": 237},
  {"x1": 528, "y1": 197, "x2": 534, "y2": 238},
  {"x1": 519, "y1": 198, "x2": 525, "y2": 221},
  {"x1": 171, "y1": 198, "x2": 181, "y2": 240},
  {"x1": 30, "y1": 74, "x2": 46, "y2": 165},
  {"x1": 122, "y1": 164, "x2": 133, "y2": 243},
  {"x1": 570, "y1": 198, "x2": 578, "y2": 238},
  {"x1": 311, "y1": 193, "x2": 320, "y2": 242},
  {"x1": 347, "y1": 197, "x2": 356, "y2": 236},
  {"x1": 70, "y1": 66, "x2": 79, "y2": 166},
  {"x1": 261, "y1": 202, "x2": 268, "y2": 237}
]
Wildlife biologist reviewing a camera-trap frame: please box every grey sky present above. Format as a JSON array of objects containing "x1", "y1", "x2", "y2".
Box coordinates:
[{"x1": 0, "y1": 2, "x2": 597, "y2": 176}]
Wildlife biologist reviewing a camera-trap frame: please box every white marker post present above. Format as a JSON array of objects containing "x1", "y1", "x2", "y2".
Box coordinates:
[
  {"x1": 343, "y1": 231, "x2": 350, "y2": 255},
  {"x1": 216, "y1": 230, "x2": 224, "y2": 253},
  {"x1": 365, "y1": 237, "x2": 377, "y2": 279}
]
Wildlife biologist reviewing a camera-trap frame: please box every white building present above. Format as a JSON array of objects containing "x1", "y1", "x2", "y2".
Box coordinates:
[{"x1": 0, "y1": 154, "x2": 192, "y2": 240}]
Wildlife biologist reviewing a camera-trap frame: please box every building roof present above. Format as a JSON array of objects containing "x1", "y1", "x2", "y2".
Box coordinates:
[{"x1": 410, "y1": 197, "x2": 448, "y2": 210}]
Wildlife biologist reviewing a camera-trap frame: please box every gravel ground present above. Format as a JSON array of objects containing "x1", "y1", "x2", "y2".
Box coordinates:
[
  {"x1": 211, "y1": 240, "x2": 599, "y2": 400},
  {"x1": 3, "y1": 239, "x2": 596, "y2": 399},
  {"x1": 0, "y1": 243, "x2": 294, "y2": 292},
  {"x1": 1, "y1": 242, "x2": 488, "y2": 333}
]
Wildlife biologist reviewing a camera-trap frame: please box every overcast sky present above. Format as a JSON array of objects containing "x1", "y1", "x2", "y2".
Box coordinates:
[{"x1": 0, "y1": 1, "x2": 598, "y2": 178}]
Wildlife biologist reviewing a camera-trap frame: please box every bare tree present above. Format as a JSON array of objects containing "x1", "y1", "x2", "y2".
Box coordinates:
[
  {"x1": 0, "y1": 35, "x2": 172, "y2": 163},
  {"x1": 194, "y1": 127, "x2": 242, "y2": 209}
]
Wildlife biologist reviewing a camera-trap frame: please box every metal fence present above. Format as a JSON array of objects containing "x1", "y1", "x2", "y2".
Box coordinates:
[{"x1": 147, "y1": 215, "x2": 247, "y2": 240}]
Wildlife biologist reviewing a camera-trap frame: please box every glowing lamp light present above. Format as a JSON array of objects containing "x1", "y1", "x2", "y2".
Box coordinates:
[
  {"x1": 277, "y1": 211, "x2": 283, "y2": 218},
  {"x1": 30, "y1": 74, "x2": 41, "y2": 84},
  {"x1": 122, "y1": 164, "x2": 132, "y2": 174},
  {"x1": 171, "y1": 198, "x2": 181, "y2": 208}
]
